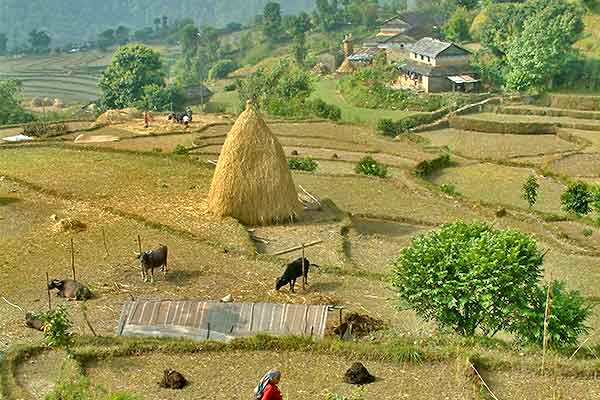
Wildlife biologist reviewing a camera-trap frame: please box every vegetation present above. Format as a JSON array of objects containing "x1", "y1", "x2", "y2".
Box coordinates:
[
  {"x1": 355, "y1": 156, "x2": 387, "y2": 177},
  {"x1": 443, "y1": 6, "x2": 472, "y2": 43},
  {"x1": 0, "y1": 80, "x2": 34, "y2": 125},
  {"x1": 37, "y1": 305, "x2": 74, "y2": 355},
  {"x1": 440, "y1": 183, "x2": 457, "y2": 196},
  {"x1": 46, "y1": 378, "x2": 138, "y2": 400},
  {"x1": 414, "y1": 153, "x2": 452, "y2": 178},
  {"x1": 288, "y1": 156, "x2": 318, "y2": 171},
  {"x1": 99, "y1": 44, "x2": 165, "y2": 110},
  {"x1": 561, "y1": 181, "x2": 592, "y2": 216},
  {"x1": 208, "y1": 60, "x2": 239, "y2": 80},
  {"x1": 521, "y1": 174, "x2": 539, "y2": 209},
  {"x1": 136, "y1": 83, "x2": 183, "y2": 112}
]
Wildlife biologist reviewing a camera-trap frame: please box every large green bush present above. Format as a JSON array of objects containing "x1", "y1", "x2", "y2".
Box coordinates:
[
  {"x1": 512, "y1": 281, "x2": 591, "y2": 348},
  {"x1": 391, "y1": 221, "x2": 544, "y2": 336},
  {"x1": 308, "y1": 98, "x2": 341, "y2": 121},
  {"x1": 37, "y1": 305, "x2": 73, "y2": 354},
  {"x1": 0, "y1": 80, "x2": 35, "y2": 125},
  {"x1": 208, "y1": 59, "x2": 239, "y2": 80},
  {"x1": 414, "y1": 153, "x2": 452, "y2": 178},
  {"x1": 136, "y1": 84, "x2": 183, "y2": 111},
  {"x1": 561, "y1": 181, "x2": 592, "y2": 216}
]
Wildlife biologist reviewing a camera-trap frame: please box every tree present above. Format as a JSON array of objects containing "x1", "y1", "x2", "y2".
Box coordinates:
[
  {"x1": 512, "y1": 281, "x2": 591, "y2": 348},
  {"x1": 443, "y1": 6, "x2": 472, "y2": 43},
  {"x1": 0, "y1": 33, "x2": 7, "y2": 55},
  {"x1": 99, "y1": 44, "x2": 165, "y2": 109},
  {"x1": 0, "y1": 80, "x2": 34, "y2": 124},
  {"x1": 162, "y1": 16, "x2": 169, "y2": 29},
  {"x1": 208, "y1": 59, "x2": 239, "y2": 80},
  {"x1": 115, "y1": 26, "x2": 130, "y2": 45},
  {"x1": 136, "y1": 83, "x2": 183, "y2": 111},
  {"x1": 315, "y1": 0, "x2": 338, "y2": 31},
  {"x1": 391, "y1": 221, "x2": 544, "y2": 336},
  {"x1": 153, "y1": 17, "x2": 162, "y2": 32},
  {"x1": 591, "y1": 185, "x2": 600, "y2": 222},
  {"x1": 134, "y1": 27, "x2": 154, "y2": 42},
  {"x1": 263, "y1": 2, "x2": 282, "y2": 43},
  {"x1": 521, "y1": 174, "x2": 539, "y2": 209},
  {"x1": 287, "y1": 12, "x2": 313, "y2": 66},
  {"x1": 97, "y1": 29, "x2": 116, "y2": 50},
  {"x1": 180, "y1": 24, "x2": 199, "y2": 54},
  {"x1": 561, "y1": 181, "x2": 592, "y2": 216},
  {"x1": 28, "y1": 29, "x2": 51, "y2": 51}
]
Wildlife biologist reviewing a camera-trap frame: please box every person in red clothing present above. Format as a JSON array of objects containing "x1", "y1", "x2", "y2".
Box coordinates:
[{"x1": 253, "y1": 369, "x2": 282, "y2": 400}]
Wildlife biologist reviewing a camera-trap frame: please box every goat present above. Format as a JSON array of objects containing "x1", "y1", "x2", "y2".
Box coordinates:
[
  {"x1": 275, "y1": 257, "x2": 311, "y2": 293},
  {"x1": 136, "y1": 244, "x2": 168, "y2": 283},
  {"x1": 47, "y1": 279, "x2": 93, "y2": 300}
]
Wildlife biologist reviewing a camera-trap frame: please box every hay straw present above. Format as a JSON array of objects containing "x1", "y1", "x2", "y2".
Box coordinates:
[
  {"x1": 207, "y1": 101, "x2": 302, "y2": 226},
  {"x1": 336, "y1": 58, "x2": 355, "y2": 74}
]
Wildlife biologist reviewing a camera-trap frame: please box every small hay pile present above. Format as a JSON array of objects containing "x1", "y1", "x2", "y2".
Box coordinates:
[
  {"x1": 333, "y1": 313, "x2": 384, "y2": 338},
  {"x1": 207, "y1": 101, "x2": 302, "y2": 226},
  {"x1": 51, "y1": 217, "x2": 87, "y2": 233},
  {"x1": 336, "y1": 58, "x2": 355, "y2": 74},
  {"x1": 95, "y1": 108, "x2": 142, "y2": 125}
]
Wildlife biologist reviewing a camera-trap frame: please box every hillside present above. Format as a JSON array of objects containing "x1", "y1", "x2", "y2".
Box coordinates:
[{"x1": 0, "y1": 0, "x2": 315, "y2": 47}]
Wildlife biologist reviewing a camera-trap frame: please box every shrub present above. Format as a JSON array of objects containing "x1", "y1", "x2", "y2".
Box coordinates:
[
  {"x1": 288, "y1": 157, "x2": 318, "y2": 171},
  {"x1": 208, "y1": 59, "x2": 239, "y2": 80},
  {"x1": 37, "y1": 305, "x2": 74, "y2": 354},
  {"x1": 583, "y1": 228, "x2": 593, "y2": 237},
  {"x1": 23, "y1": 121, "x2": 68, "y2": 137},
  {"x1": 414, "y1": 153, "x2": 451, "y2": 178},
  {"x1": 355, "y1": 156, "x2": 387, "y2": 177},
  {"x1": 224, "y1": 83, "x2": 237, "y2": 92},
  {"x1": 377, "y1": 118, "x2": 397, "y2": 137},
  {"x1": 440, "y1": 183, "x2": 457, "y2": 195},
  {"x1": 136, "y1": 84, "x2": 184, "y2": 112},
  {"x1": 561, "y1": 181, "x2": 592, "y2": 216},
  {"x1": 521, "y1": 174, "x2": 539, "y2": 209},
  {"x1": 172, "y1": 144, "x2": 189, "y2": 155},
  {"x1": 391, "y1": 221, "x2": 544, "y2": 336},
  {"x1": 308, "y1": 98, "x2": 341, "y2": 121},
  {"x1": 512, "y1": 281, "x2": 591, "y2": 349}
]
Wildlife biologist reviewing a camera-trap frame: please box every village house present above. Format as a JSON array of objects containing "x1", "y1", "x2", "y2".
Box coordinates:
[{"x1": 395, "y1": 37, "x2": 479, "y2": 93}]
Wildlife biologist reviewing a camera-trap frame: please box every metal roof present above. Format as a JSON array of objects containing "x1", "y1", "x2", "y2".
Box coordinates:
[
  {"x1": 407, "y1": 37, "x2": 470, "y2": 58},
  {"x1": 448, "y1": 75, "x2": 480, "y2": 84},
  {"x1": 116, "y1": 300, "x2": 331, "y2": 342},
  {"x1": 348, "y1": 47, "x2": 384, "y2": 61}
]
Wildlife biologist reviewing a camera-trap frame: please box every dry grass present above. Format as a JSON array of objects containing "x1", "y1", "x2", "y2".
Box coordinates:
[
  {"x1": 419, "y1": 129, "x2": 579, "y2": 160},
  {"x1": 432, "y1": 163, "x2": 566, "y2": 214},
  {"x1": 548, "y1": 153, "x2": 600, "y2": 178}
]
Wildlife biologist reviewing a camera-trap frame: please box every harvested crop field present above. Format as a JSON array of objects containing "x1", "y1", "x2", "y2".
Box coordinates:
[
  {"x1": 418, "y1": 129, "x2": 579, "y2": 160},
  {"x1": 79, "y1": 133, "x2": 197, "y2": 153},
  {"x1": 548, "y1": 153, "x2": 600, "y2": 177}
]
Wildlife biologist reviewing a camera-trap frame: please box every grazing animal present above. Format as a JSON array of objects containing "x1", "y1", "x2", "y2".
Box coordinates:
[
  {"x1": 47, "y1": 279, "x2": 93, "y2": 300},
  {"x1": 159, "y1": 369, "x2": 188, "y2": 389},
  {"x1": 275, "y1": 257, "x2": 311, "y2": 293},
  {"x1": 25, "y1": 312, "x2": 45, "y2": 331},
  {"x1": 344, "y1": 362, "x2": 375, "y2": 385},
  {"x1": 136, "y1": 245, "x2": 168, "y2": 283},
  {"x1": 168, "y1": 110, "x2": 192, "y2": 125}
]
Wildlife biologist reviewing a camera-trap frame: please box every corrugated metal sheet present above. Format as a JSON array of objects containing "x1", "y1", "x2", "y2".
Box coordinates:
[{"x1": 116, "y1": 300, "x2": 330, "y2": 342}]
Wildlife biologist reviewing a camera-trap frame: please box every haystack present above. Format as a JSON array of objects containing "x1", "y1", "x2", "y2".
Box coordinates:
[
  {"x1": 336, "y1": 58, "x2": 355, "y2": 74},
  {"x1": 207, "y1": 101, "x2": 302, "y2": 225}
]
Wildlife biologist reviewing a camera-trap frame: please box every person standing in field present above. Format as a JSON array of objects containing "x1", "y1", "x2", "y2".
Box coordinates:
[
  {"x1": 253, "y1": 369, "x2": 283, "y2": 400},
  {"x1": 143, "y1": 110, "x2": 153, "y2": 128}
]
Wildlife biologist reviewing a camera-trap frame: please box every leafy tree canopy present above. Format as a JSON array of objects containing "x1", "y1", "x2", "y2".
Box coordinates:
[{"x1": 0, "y1": 80, "x2": 34, "y2": 125}]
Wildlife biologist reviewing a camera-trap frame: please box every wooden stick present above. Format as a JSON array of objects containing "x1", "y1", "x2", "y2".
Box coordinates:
[
  {"x1": 46, "y1": 272, "x2": 52, "y2": 311},
  {"x1": 299, "y1": 185, "x2": 321, "y2": 207},
  {"x1": 102, "y1": 227, "x2": 110, "y2": 257},
  {"x1": 272, "y1": 240, "x2": 323, "y2": 256},
  {"x1": 468, "y1": 360, "x2": 499, "y2": 400},
  {"x1": 302, "y1": 244, "x2": 306, "y2": 290},
  {"x1": 70, "y1": 238, "x2": 76, "y2": 281},
  {"x1": 2, "y1": 297, "x2": 24, "y2": 312},
  {"x1": 81, "y1": 303, "x2": 97, "y2": 336},
  {"x1": 542, "y1": 280, "x2": 554, "y2": 374},
  {"x1": 137, "y1": 234, "x2": 142, "y2": 254},
  {"x1": 206, "y1": 160, "x2": 218, "y2": 166},
  {"x1": 569, "y1": 333, "x2": 596, "y2": 360}
]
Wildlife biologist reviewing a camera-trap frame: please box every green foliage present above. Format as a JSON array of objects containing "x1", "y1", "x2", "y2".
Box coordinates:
[
  {"x1": 0, "y1": 80, "x2": 34, "y2": 125},
  {"x1": 377, "y1": 118, "x2": 397, "y2": 137},
  {"x1": 288, "y1": 157, "x2": 318, "y2": 171},
  {"x1": 391, "y1": 221, "x2": 545, "y2": 336},
  {"x1": 308, "y1": 98, "x2": 341, "y2": 121},
  {"x1": 99, "y1": 44, "x2": 165, "y2": 109},
  {"x1": 172, "y1": 144, "x2": 189, "y2": 155},
  {"x1": 443, "y1": 6, "x2": 472, "y2": 43},
  {"x1": 355, "y1": 156, "x2": 388, "y2": 177},
  {"x1": 414, "y1": 153, "x2": 452, "y2": 178},
  {"x1": 512, "y1": 281, "x2": 591, "y2": 349},
  {"x1": 97, "y1": 29, "x2": 116, "y2": 50},
  {"x1": 224, "y1": 83, "x2": 237, "y2": 92},
  {"x1": 208, "y1": 60, "x2": 239, "y2": 80},
  {"x1": 521, "y1": 174, "x2": 539, "y2": 209},
  {"x1": 23, "y1": 122, "x2": 68, "y2": 137},
  {"x1": 136, "y1": 84, "x2": 183, "y2": 112},
  {"x1": 561, "y1": 181, "x2": 592, "y2": 216},
  {"x1": 590, "y1": 184, "x2": 600, "y2": 218},
  {"x1": 28, "y1": 29, "x2": 51, "y2": 51},
  {"x1": 583, "y1": 228, "x2": 593, "y2": 237},
  {"x1": 0, "y1": 32, "x2": 9, "y2": 55},
  {"x1": 263, "y1": 2, "x2": 282, "y2": 43},
  {"x1": 45, "y1": 378, "x2": 138, "y2": 400},
  {"x1": 37, "y1": 305, "x2": 73, "y2": 354},
  {"x1": 440, "y1": 183, "x2": 457, "y2": 195},
  {"x1": 180, "y1": 24, "x2": 199, "y2": 54}
]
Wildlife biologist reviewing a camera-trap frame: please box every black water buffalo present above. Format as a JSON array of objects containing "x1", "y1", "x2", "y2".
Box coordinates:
[
  {"x1": 47, "y1": 279, "x2": 93, "y2": 300},
  {"x1": 136, "y1": 245, "x2": 168, "y2": 283},
  {"x1": 275, "y1": 257, "x2": 311, "y2": 293}
]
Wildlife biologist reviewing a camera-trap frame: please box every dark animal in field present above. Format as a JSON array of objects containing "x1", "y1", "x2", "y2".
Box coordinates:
[
  {"x1": 47, "y1": 279, "x2": 93, "y2": 300},
  {"x1": 167, "y1": 110, "x2": 192, "y2": 125},
  {"x1": 136, "y1": 244, "x2": 168, "y2": 283},
  {"x1": 159, "y1": 369, "x2": 188, "y2": 389},
  {"x1": 291, "y1": 150, "x2": 299, "y2": 156},
  {"x1": 344, "y1": 362, "x2": 375, "y2": 385},
  {"x1": 275, "y1": 257, "x2": 311, "y2": 293},
  {"x1": 25, "y1": 312, "x2": 45, "y2": 331}
]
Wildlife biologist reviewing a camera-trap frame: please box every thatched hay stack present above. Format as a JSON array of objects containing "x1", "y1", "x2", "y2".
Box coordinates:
[
  {"x1": 207, "y1": 101, "x2": 302, "y2": 225},
  {"x1": 336, "y1": 58, "x2": 355, "y2": 74}
]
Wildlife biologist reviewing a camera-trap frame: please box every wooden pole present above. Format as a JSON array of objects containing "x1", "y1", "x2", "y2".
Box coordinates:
[
  {"x1": 102, "y1": 227, "x2": 110, "y2": 257},
  {"x1": 272, "y1": 240, "x2": 322, "y2": 257},
  {"x1": 70, "y1": 238, "x2": 76, "y2": 281},
  {"x1": 542, "y1": 280, "x2": 554, "y2": 374},
  {"x1": 137, "y1": 234, "x2": 142, "y2": 254},
  {"x1": 46, "y1": 272, "x2": 52, "y2": 311},
  {"x1": 207, "y1": 323, "x2": 211, "y2": 340},
  {"x1": 301, "y1": 244, "x2": 306, "y2": 290}
]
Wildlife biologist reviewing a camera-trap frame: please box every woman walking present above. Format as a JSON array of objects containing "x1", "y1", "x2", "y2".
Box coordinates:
[{"x1": 253, "y1": 369, "x2": 283, "y2": 400}]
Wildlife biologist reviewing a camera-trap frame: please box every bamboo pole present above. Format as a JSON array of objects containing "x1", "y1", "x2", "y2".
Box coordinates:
[
  {"x1": 102, "y1": 227, "x2": 110, "y2": 257},
  {"x1": 46, "y1": 272, "x2": 52, "y2": 311},
  {"x1": 70, "y1": 238, "x2": 76, "y2": 281},
  {"x1": 301, "y1": 243, "x2": 306, "y2": 290},
  {"x1": 137, "y1": 234, "x2": 142, "y2": 254},
  {"x1": 542, "y1": 280, "x2": 554, "y2": 374},
  {"x1": 272, "y1": 240, "x2": 322, "y2": 256}
]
